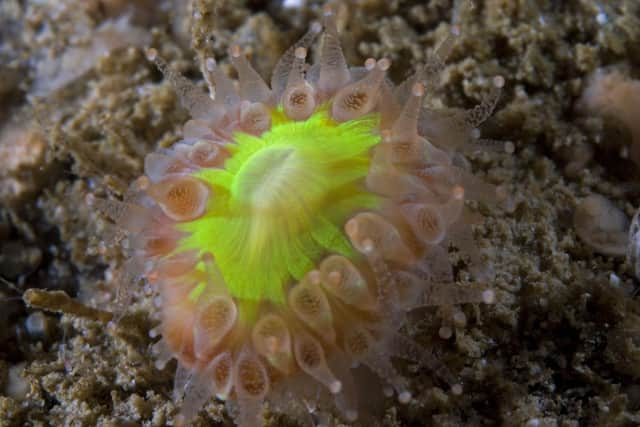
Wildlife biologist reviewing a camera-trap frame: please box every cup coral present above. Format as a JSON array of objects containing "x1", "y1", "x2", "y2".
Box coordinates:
[{"x1": 91, "y1": 6, "x2": 502, "y2": 426}]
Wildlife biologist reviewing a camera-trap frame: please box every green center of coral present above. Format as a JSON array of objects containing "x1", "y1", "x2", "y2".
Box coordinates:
[
  {"x1": 175, "y1": 106, "x2": 380, "y2": 313},
  {"x1": 233, "y1": 145, "x2": 305, "y2": 213}
]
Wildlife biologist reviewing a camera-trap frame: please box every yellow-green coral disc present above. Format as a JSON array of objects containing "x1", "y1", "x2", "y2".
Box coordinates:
[{"x1": 176, "y1": 106, "x2": 380, "y2": 307}]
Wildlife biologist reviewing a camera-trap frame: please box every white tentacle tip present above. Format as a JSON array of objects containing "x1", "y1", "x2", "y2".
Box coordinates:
[
  {"x1": 411, "y1": 83, "x2": 425, "y2": 97},
  {"x1": 377, "y1": 58, "x2": 391, "y2": 71},
  {"x1": 146, "y1": 48, "x2": 158, "y2": 61},
  {"x1": 364, "y1": 58, "x2": 376, "y2": 71},
  {"x1": 229, "y1": 44, "x2": 242, "y2": 58},
  {"x1": 329, "y1": 380, "x2": 342, "y2": 394},
  {"x1": 294, "y1": 47, "x2": 308, "y2": 60}
]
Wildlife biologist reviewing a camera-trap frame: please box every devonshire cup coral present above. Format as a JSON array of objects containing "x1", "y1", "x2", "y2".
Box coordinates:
[{"x1": 91, "y1": 5, "x2": 502, "y2": 426}]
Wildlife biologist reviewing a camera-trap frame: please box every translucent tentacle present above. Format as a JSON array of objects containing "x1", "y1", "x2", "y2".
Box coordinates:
[
  {"x1": 146, "y1": 48, "x2": 224, "y2": 122},
  {"x1": 176, "y1": 368, "x2": 215, "y2": 426},
  {"x1": 464, "y1": 76, "x2": 504, "y2": 129},
  {"x1": 173, "y1": 362, "x2": 193, "y2": 401},
  {"x1": 271, "y1": 22, "x2": 322, "y2": 99},
  {"x1": 198, "y1": 55, "x2": 241, "y2": 108},
  {"x1": 384, "y1": 332, "x2": 461, "y2": 392},
  {"x1": 229, "y1": 45, "x2": 273, "y2": 103},
  {"x1": 317, "y1": 5, "x2": 350, "y2": 98}
]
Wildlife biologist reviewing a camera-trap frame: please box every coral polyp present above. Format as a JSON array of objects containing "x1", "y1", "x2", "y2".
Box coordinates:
[{"x1": 94, "y1": 6, "x2": 502, "y2": 426}]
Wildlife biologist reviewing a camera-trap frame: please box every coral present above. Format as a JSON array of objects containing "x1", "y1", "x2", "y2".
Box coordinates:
[
  {"x1": 4, "y1": 0, "x2": 640, "y2": 426},
  {"x1": 89, "y1": 5, "x2": 504, "y2": 427},
  {"x1": 89, "y1": 7, "x2": 504, "y2": 426}
]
